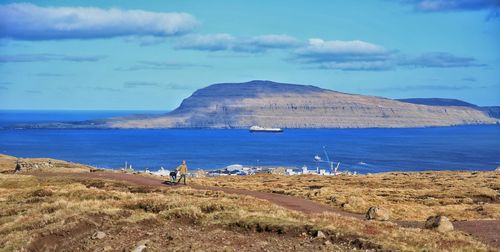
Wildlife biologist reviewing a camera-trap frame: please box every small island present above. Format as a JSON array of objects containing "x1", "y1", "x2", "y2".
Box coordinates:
[{"x1": 22, "y1": 80, "x2": 500, "y2": 129}]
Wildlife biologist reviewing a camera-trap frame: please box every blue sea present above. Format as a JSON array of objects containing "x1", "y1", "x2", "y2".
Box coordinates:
[{"x1": 0, "y1": 110, "x2": 499, "y2": 173}]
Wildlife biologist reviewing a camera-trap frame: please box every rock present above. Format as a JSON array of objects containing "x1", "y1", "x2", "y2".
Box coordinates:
[
  {"x1": 91, "y1": 231, "x2": 106, "y2": 240},
  {"x1": 131, "y1": 245, "x2": 147, "y2": 252},
  {"x1": 329, "y1": 196, "x2": 337, "y2": 203},
  {"x1": 496, "y1": 166, "x2": 500, "y2": 171},
  {"x1": 136, "y1": 239, "x2": 150, "y2": 247},
  {"x1": 340, "y1": 203, "x2": 350, "y2": 209},
  {"x1": 365, "y1": 207, "x2": 390, "y2": 221},
  {"x1": 316, "y1": 230, "x2": 326, "y2": 238},
  {"x1": 425, "y1": 215, "x2": 454, "y2": 232}
]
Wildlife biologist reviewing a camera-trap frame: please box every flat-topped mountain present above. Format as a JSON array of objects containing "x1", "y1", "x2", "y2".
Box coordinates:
[
  {"x1": 398, "y1": 98, "x2": 500, "y2": 119},
  {"x1": 397, "y1": 98, "x2": 479, "y2": 108},
  {"x1": 101, "y1": 80, "x2": 498, "y2": 128}
]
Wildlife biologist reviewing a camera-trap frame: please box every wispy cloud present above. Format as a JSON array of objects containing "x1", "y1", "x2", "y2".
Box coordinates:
[
  {"x1": 164, "y1": 83, "x2": 194, "y2": 90},
  {"x1": 123, "y1": 81, "x2": 193, "y2": 90},
  {"x1": 0, "y1": 3, "x2": 198, "y2": 40},
  {"x1": 124, "y1": 36, "x2": 169, "y2": 46},
  {"x1": 292, "y1": 39, "x2": 484, "y2": 71},
  {"x1": 371, "y1": 84, "x2": 487, "y2": 92},
  {"x1": 315, "y1": 61, "x2": 394, "y2": 71},
  {"x1": 293, "y1": 39, "x2": 395, "y2": 71},
  {"x1": 123, "y1": 81, "x2": 160, "y2": 88},
  {"x1": 234, "y1": 34, "x2": 302, "y2": 52},
  {"x1": 25, "y1": 89, "x2": 42, "y2": 94},
  {"x1": 0, "y1": 54, "x2": 105, "y2": 63},
  {"x1": 116, "y1": 60, "x2": 210, "y2": 71},
  {"x1": 404, "y1": 0, "x2": 500, "y2": 12},
  {"x1": 294, "y1": 39, "x2": 391, "y2": 63},
  {"x1": 399, "y1": 52, "x2": 485, "y2": 68},
  {"x1": 93, "y1": 87, "x2": 120, "y2": 92},
  {"x1": 175, "y1": 33, "x2": 236, "y2": 51},
  {"x1": 175, "y1": 34, "x2": 302, "y2": 52},
  {"x1": 35, "y1": 72, "x2": 69, "y2": 77},
  {"x1": 175, "y1": 34, "x2": 486, "y2": 71}
]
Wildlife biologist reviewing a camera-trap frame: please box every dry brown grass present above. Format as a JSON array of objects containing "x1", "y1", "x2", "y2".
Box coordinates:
[
  {"x1": 0, "y1": 154, "x2": 92, "y2": 173},
  {"x1": 0, "y1": 173, "x2": 493, "y2": 252},
  {"x1": 192, "y1": 171, "x2": 500, "y2": 222}
]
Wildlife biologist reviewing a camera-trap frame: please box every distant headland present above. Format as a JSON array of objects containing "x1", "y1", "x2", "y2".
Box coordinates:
[{"x1": 18, "y1": 80, "x2": 500, "y2": 129}]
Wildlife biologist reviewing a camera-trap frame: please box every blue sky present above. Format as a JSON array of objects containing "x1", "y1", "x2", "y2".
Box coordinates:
[{"x1": 0, "y1": 0, "x2": 499, "y2": 110}]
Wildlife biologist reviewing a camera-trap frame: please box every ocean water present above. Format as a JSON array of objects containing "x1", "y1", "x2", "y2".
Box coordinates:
[{"x1": 0, "y1": 110, "x2": 499, "y2": 173}]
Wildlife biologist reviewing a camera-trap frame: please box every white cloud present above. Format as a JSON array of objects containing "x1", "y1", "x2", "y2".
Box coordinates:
[
  {"x1": 294, "y1": 39, "x2": 390, "y2": 63},
  {"x1": 317, "y1": 61, "x2": 394, "y2": 71},
  {"x1": 235, "y1": 34, "x2": 302, "y2": 52},
  {"x1": 0, "y1": 3, "x2": 198, "y2": 40},
  {"x1": 292, "y1": 39, "x2": 484, "y2": 71},
  {"x1": 175, "y1": 34, "x2": 301, "y2": 52},
  {"x1": 175, "y1": 34, "x2": 236, "y2": 51}
]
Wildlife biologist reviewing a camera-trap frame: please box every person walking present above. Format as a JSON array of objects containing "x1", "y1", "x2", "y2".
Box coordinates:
[{"x1": 176, "y1": 160, "x2": 188, "y2": 185}]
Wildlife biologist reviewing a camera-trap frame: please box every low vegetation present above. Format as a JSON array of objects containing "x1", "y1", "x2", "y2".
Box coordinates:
[
  {"x1": 192, "y1": 171, "x2": 500, "y2": 222},
  {"x1": 0, "y1": 172, "x2": 492, "y2": 251},
  {"x1": 0, "y1": 154, "x2": 496, "y2": 251}
]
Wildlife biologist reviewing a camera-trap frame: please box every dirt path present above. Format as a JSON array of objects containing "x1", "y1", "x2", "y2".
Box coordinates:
[{"x1": 30, "y1": 171, "x2": 500, "y2": 248}]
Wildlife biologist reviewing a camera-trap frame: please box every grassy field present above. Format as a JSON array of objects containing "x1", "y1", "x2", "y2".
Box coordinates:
[
  {"x1": 192, "y1": 171, "x2": 500, "y2": 222},
  {"x1": 0, "y1": 154, "x2": 92, "y2": 173},
  {"x1": 0, "y1": 154, "x2": 497, "y2": 251},
  {"x1": 0, "y1": 173, "x2": 494, "y2": 251}
]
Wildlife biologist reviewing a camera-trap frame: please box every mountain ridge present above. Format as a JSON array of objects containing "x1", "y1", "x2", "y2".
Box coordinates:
[{"x1": 100, "y1": 80, "x2": 498, "y2": 129}]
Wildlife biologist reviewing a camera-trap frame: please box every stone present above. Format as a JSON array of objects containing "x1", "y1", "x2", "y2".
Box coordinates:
[
  {"x1": 136, "y1": 239, "x2": 150, "y2": 247},
  {"x1": 425, "y1": 215, "x2": 454, "y2": 232},
  {"x1": 131, "y1": 245, "x2": 147, "y2": 252},
  {"x1": 91, "y1": 231, "x2": 106, "y2": 240},
  {"x1": 316, "y1": 230, "x2": 326, "y2": 238},
  {"x1": 329, "y1": 196, "x2": 337, "y2": 203},
  {"x1": 365, "y1": 207, "x2": 390, "y2": 221}
]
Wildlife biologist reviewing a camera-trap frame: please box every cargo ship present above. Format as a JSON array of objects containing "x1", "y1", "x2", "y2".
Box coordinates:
[{"x1": 249, "y1": 125, "x2": 283, "y2": 133}]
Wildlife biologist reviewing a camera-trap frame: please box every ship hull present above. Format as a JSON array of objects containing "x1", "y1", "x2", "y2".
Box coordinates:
[{"x1": 249, "y1": 129, "x2": 283, "y2": 133}]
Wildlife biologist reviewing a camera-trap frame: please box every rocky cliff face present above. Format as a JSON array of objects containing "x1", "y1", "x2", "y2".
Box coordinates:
[{"x1": 105, "y1": 80, "x2": 498, "y2": 128}]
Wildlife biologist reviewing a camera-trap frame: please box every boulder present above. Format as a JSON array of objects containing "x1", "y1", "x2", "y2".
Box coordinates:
[
  {"x1": 365, "y1": 207, "x2": 390, "y2": 221},
  {"x1": 425, "y1": 215, "x2": 454, "y2": 232},
  {"x1": 316, "y1": 230, "x2": 326, "y2": 238},
  {"x1": 92, "y1": 231, "x2": 106, "y2": 240},
  {"x1": 132, "y1": 245, "x2": 147, "y2": 252},
  {"x1": 136, "y1": 239, "x2": 150, "y2": 247},
  {"x1": 91, "y1": 231, "x2": 106, "y2": 240}
]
